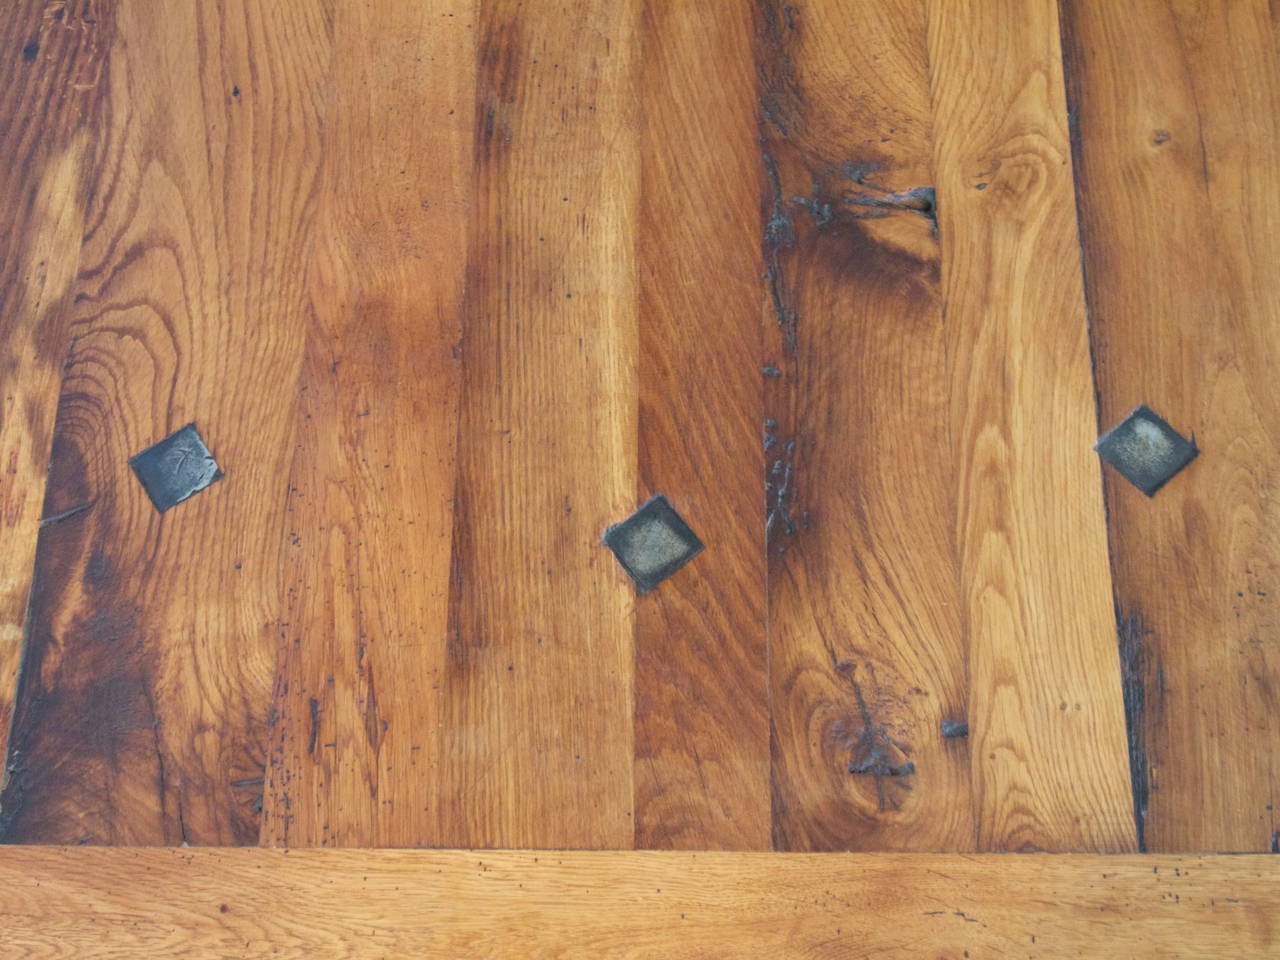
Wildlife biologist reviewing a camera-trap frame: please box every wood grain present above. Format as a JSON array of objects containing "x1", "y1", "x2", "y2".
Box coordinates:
[
  {"x1": 436, "y1": 0, "x2": 639, "y2": 848},
  {"x1": 0, "y1": 0, "x2": 114, "y2": 785},
  {"x1": 760, "y1": 0, "x2": 973, "y2": 851},
  {"x1": 632, "y1": 2, "x2": 769, "y2": 850},
  {"x1": 2, "y1": 1, "x2": 329, "y2": 844},
  {"x1": 0, "y1": 848, "x2": 1275, "y2": 958},
  {"x1": 258, "y1": 0, "x2": 472, "y2": 849},
  {"x1": 1061, "y1": 0, "x2": 1280, "y2": 853},
  {"x1": 1, "y1": 0, "x2": 1272, "y2": 856},
  {"x1": 927, "y1": 0, "x2": 1136, "y2": 850}
]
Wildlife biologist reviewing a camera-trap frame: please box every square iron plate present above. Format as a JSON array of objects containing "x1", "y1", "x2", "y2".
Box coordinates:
[
  {"x1": 1095, "y1": 405, "x2": 1198, "y2": 497},
  {"x1": 603, "y1": 495, "x2": 704, "y2": 593},
  {"x1": 128, "y1": 422, "x2": 224, "y2": 513}
]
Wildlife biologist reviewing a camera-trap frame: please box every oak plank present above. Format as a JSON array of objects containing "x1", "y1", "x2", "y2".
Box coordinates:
[
  {"x1": 926, "y1": 0, "x2": 1136, "y2": 850},
  {"x1": 761, "y1": 0, "x2": 973, "y2": 851},
  {"x1": 631, "y1": 3, "x2": 770, "y2": 850},
  {"x1": 1060, "y1": 0, "x2": 1280, "y2": 851},
  {"x1": 0, "y1": 0, "x2": 114, "y2": 783},
  {"x1": 437, "y1": 0, "x2": 639, "y2": 848},
  {"x1": 0, "y1": 848, "x2": 1275, "y2": 957},
  {"x1": 258, "y1": 0, "x2": 473, "y2": 848},
  {"x1": 2, "y1": 1, "x2": 329, "y2": 843}
]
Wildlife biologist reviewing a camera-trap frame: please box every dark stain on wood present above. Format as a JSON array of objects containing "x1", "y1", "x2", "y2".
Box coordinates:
[
  {"x1": 1, "y1": 427, "x2": 166, "y2": 843},
  {"x1": 836, "y1": 663, "x2": 915, "y2": 813},
  {"x1": 755, "y1": 0, "x2": 940, "y2": 566},
  {"x1": 765, "y1": 438, "x2": 799, "y2": 546},
  {"x1": 759, "y1": 158, "x2": 938, "y2": 557},
  {"x1": 756, "y1": 1, "x2": 802, "y2": 139},
  {"x1": 757, "y1": 0, "x2": 956, "y2": 853},
  {"x1": 475, "y1": 18, "x2": 523, "y2": 157},
  {"x1": 1116, "y1": 603, "x2": 1158, "y2": 852},
  {"x1": 362, "y1": 663, "x2": 383, "y2": 754},
  {"x1": 0, "y1": 0, "x2": 119, "y2": 784},
  {"x1": 443, "y1": 521, "x2": 473, "y2": 671},
  {"x1": 761, "y1": 151, "x2": 799, "y2": 350},
  {"x1": 307, "y1": 697, "x2": 321, "y2": 756}
]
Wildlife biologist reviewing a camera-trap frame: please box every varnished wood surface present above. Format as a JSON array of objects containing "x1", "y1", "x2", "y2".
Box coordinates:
[
  {"x1": 1, "y1": 848, "x2": 1276, "y2": 958},
  {"x1": 0, "y1": 0, "x2": 1274, "y2": 854}
]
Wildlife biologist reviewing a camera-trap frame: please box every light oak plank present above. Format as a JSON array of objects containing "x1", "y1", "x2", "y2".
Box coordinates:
[
  {"x1": 926, "y1": 0, "x2": 1136, "y2": 850},
  {"x1": 0, "y1": 848, "x2": 1275, "y2": 958}
]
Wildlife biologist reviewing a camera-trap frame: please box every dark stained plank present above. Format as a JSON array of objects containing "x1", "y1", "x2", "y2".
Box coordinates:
[
  {"x1": 762, "y1": 0, "x2": 973, "y2": 851},
  {"x1": 258, "y1": 0, "x2": 473, "y2": 848},
  {"x1": 0, "y1": 0, "x2": 114, "y2": 787},
  {"x1": 3, "y1": 848, "x2": 1277, "y2": 957},
  {"x1": 1061, "y1": 0, "x2": 1280, "y2": 852},
  {"x1": 631, "y1": 2, "x2": 770, "y2": 850},
  {"x1": 2, "y1": 1, "x2": 330, "y2": 843},
  {"x1": 927, "y1": 0, "x2": 1136, "y2": 850},
  {"x1": 434, "y1": 0, "x2": 640, "y2": 848}
]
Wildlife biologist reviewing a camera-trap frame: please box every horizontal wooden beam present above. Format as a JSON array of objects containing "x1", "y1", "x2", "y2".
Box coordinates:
[{"x1": 0, "y1": 849, "x2": 1273, "y2": 957}]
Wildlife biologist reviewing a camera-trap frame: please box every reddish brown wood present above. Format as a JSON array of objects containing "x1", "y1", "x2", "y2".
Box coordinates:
[{"x1": 632, "y1": 2, "x2": 770, "y2": 851}]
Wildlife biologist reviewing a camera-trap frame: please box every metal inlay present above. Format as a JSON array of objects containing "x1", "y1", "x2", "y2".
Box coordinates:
[
  {"x1": 1095, "y1": 405, "x2": 1198, "y2": 497},
  {"x1": 128, "y1": 422, "x2": 223, "y2": 513},
  {"x1": 602, "y1": 494, "x2": 704, "y2": 593}
]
